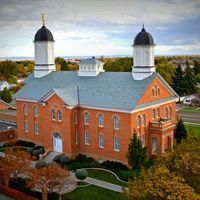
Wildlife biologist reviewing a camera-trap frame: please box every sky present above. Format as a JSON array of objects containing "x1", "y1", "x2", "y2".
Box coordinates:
[{"x1": 0, "y1": 0, "x2": 200, "y2": 57}]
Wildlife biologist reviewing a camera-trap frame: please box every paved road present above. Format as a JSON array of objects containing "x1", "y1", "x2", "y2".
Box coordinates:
[{"x1": 177, "y1": 111, "x2": 200, "y2": 124}]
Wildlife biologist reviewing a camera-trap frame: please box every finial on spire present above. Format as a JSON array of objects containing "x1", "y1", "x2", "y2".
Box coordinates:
[
  {"x1": 142, "y1": 23, "x2": 144, "y2": 28},
  {"x1": 41, "y1": 14, "x2": 45, "y2": 26}
]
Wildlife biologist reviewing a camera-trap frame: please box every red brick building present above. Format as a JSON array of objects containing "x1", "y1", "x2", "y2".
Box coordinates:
[{"x1": 14, "y1": 23, "x2": 178, "y2": 164}]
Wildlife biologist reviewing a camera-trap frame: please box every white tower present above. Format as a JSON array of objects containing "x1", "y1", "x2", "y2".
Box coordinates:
[
  {"x1": 78, "y1": 57, "x2": 105, "y2": 77},
  {"x1": 132, "y1": 26, "x2": 155, "y2": 80},
  {"x1": 34, "y1": 15, "x2": 55, "y2": 78}
]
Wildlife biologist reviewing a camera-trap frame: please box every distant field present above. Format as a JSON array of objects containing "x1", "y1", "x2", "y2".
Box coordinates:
[{"x1": 185, "y1": 124, "x2": 200, "y2": 137}]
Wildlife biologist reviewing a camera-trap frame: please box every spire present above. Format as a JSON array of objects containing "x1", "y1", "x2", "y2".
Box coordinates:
[
  {"x1": 142, "y1": 23, "x2": 145, "y2": 31},
  {"x1": 41, "y1": 14, "x2": 45, "y2": 26}
]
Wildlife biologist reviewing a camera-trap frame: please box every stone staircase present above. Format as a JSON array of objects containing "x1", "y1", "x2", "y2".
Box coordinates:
[{"x1": 42, "y1": 151, "x2": 60, "y2": 163}]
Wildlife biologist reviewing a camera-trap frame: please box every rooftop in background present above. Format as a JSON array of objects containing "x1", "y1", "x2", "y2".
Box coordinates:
[{"x1": 0, "y1": 121, "x2": 17, "y2": 131}]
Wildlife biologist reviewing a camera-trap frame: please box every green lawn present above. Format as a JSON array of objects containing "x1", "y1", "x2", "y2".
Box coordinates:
[
  {"x1": 86, "y1": 169, "x2": 127, "y2": 187},
  {"x1": 181, "y1": 106, "x2": 200, "y2": 112},
  {"x1": 185, "y1": 124, "x2": 200, "y2": 137},
  {"x1": 62, "y1": 185, "x2": 127, "y2": 200}
]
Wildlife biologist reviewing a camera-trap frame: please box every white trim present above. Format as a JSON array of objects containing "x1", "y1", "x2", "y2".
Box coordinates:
[{"x1": 16, "y1": 98, "x2": 38, "y2": 103}]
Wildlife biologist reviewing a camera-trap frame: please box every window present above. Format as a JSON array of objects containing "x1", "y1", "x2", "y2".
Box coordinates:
[
  {"x1": 75, "y1": 128, "x2": 78, "y2": 144},
  {"x1": 169, "y1": 106, "x2": 172, "y2": 118},
  {"x1": 156, "y1": 108, "x2": 160, "y2": 118},
  {"x1": 113, "y1": 116, "x2": 119, "y2": 130},
  {"x1": 152, "y1": 137, "x2": 158, "y2": 154},
  {"x1": 165, "y1": 107, "x2": 169, "y2": 118},
  {"x1": 142, "y1": 114, "x2": 146, "y2": 126},
  {"x1": 58, "y1": 110, "x2": 62, "y2": 121},
  {"x1": 24, "y1": 121, "x2": 28, "y2": 133},
  {"x1": 158, "y1": 88, "x2": 160, "y2": 95},
  {"x1": 142, "y1": 134, "x2": 146, "y2": 147},
  {"x1": 85, "y1": 131, "x2": 90, "y2": 145},
  {"x1": 33, "y1": 106, "x2": 38, "y2": 117},
  {"x1": 23, "y1": 104, "x2": 28, "y2": 115},
  {"x1": 98, "y1": 134, "x2": 104, "y2": 148},
  {"x1": 155, "y1": 85, "x2": 157, "y2": 96},
  {"x1": 74, "y1": 112, "x2": 77, "y2": 124},
  {"x1": 152, "y1": 89, "x2": 155, "y2": 98},
  {"x1": 137, "y1": 115, "x2": 141, "y2": 128},
  {"x1": 51, "y1": 109, "x2": 56, "y2": 120},
  {"x1": 98, "y1": 114, "x2": 104, "y2": 127},
  {"x1": 114, "y1": 137, "x2": 120, "y2": 152},
  {"x1": 84, "y1": 112, "x2": 89, "y2": 125},
  {"x1": 34, "y1": 122, "x2": 39, "y2": 134},
  {"x1": 152, "y1": 109, "x2": 155, "y2": 119}
]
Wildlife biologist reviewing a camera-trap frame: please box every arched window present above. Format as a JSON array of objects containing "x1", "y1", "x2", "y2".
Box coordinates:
[
  {"x1": 113, "y1": 116, "x2": 119, "y2": 130},
  {"x1": 137, "y1": 115, "x2": 141, "y2": 128},
  {"x1": 169, "y1": 106, "x2": 172, "y2": 118},
  {"x1": 98, "y1": 114, "x2": 104, "y2": 127},
  {"x1": 158, "y1": 88, "x2": 160, "y2": 95},
  {"x1": 156, "y1": 108, "x2": 160, "y2": 118},
  {"x1": 142, "y1": 114, "x2": 146, "y2": 126},
  {"x1": 58, "y1": 110, "x2": 62, "y2": 121},
  {"x1": 84, "y1": 112, "x2": 89, "y2": 125},
  {"x1": 51, "y1": 109, "x2": 55, "y2": 120},
  {"x1": 152, "y1": 137, "x2": 158, "y2": 154},
  {"x1": 165, "y1": 107, "x2": 169, "y2": 118},
  {"x1": 152, "y1": 89, "x2": 155, "y2": 98},
  {"x1": 33, "y1": 106, "x2": 38, "y2": 117},
  {"x1": 155, "y1": 85, "x2": 157, "y2": 96},
  {"x1": 23, "y1": 104, "x2": 28, "y2": 115},
  {"x1": 152, "y1": 109, "x2": 155, "y2": 119},
  {"x1": 74, "y1": 112, "x2": 77, "y2": 124}
]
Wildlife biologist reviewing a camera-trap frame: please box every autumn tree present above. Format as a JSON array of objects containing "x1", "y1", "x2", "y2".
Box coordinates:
[
  {"x1": 27, "y1": 164, "x2": 70, "y2": 200},
  {"x1": 0, "y1": 87, "x2": 12, "y2": 103},
  {"x1": 0, "y1": 147, "x2": 31, "y2": 186},
  {"x1": 127, "y1": 131, "x2": 147, "y2": 169},
  {"x1": 174, "y1": 118, "x2": 187, "y2": 144}
]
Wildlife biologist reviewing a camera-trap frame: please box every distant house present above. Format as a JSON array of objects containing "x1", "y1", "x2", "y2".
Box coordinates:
[
  {"x1": 0, "y1": 81, "x2": 11, "y2": 91},
  {"x1": 183, "y1": 94, "x2": 200, "y2": 106}
]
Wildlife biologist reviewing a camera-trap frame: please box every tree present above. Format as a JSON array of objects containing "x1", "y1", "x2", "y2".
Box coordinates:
[
  {"x1": 0, "y1": 87, "x2": 12, "y2": 103},
  {"x1": 193, "y1": 60, "x2": 200, "y2": 75},
  {"x1": 27, "y1": 164, "x2": 69, "y2": 200},
  {"x1": 174, "y1": 118, "x2": 187, "y2": 144},
  {"x1": 0, "y1": 148, "x2": 31, "y2": 186},
  {"x1": 75, "y1": 169, "x2": 88, "y2": 182},
  {"x1": 171, "y1": 65, "x2": 185, "y2": 96},
  {"x1": 127, "y1": 130, "x2": 147, "y2": 169},
  {"x1": 55, "y1": 57, "x2": 69, "y2": 71}
]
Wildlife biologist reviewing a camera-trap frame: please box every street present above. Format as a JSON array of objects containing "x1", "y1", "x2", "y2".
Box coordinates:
[{"x1": 177, "y1": 111, "x2": 200, "y2": 124}]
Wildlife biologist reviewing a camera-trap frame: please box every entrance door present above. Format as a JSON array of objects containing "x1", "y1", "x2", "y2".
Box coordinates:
[{"x1": 53, "y1": 133, "x2": 63, "y2": 153}]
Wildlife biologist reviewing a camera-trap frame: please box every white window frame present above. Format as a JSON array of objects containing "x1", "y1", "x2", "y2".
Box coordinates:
[
  {"x1": 58, "y1": 110, "x2": 62, "y2": 121},
  {"x1": 84, "y1": 112, "x2": 89, "y2": 125},
  {"x1": 113, "y1": 116, "x2": 119, "y2": 130},
  {"x1": 51, "y1": 109, "x2": 56, "y2": 120},
  {"x1": 137, "y1": 115, "x2": 141, "y2": 128},
  {"x1": 142, "y1": 114, "x2": 146, "y2": 126},
  {"x1": 152, "y1": 137, "x2": 158, "y2": 154},
  {"x1": 98, "y1": 114, "x2": 104, "y2": 127},
  {"x1": 98, "y1": 134, "x2": 104, "y2": 148},
  {"x1": 85, "y1": 131, "x2": 90, "y2": 145},
  {"x1": 24, "y1": 121, "x2": 28, "y2": 133},
  {"x1": 33, "y1": 106, "x2": 38, "y2": 117},
  {"x1": 142, "y1": 134, "x2": 146, "y2": 147},
  {"x1": 24, "y1": 104, "x2": 28, "y2": 116},
  {"x1": 34, "y1": 122, "x2": 39, "y2": 135},
  {"x1": 114, "y1": 137, "x2": 120, "y2": 152}
]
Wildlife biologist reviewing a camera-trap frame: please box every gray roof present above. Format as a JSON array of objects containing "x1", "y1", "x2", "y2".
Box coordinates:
[
  {"x1": 34, "y1": 25, "x2": 54, "y2": 42},
  {"x1": 14, "y1": 71, "x2": 177, "y2": 111},
  {"x1": 80, "y1": 57, "x2": 104, "y2": 65}
]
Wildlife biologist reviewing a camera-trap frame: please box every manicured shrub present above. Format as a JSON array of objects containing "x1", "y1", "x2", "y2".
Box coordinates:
[
  {"x1": 116, "y1": 170, "x2": 139, "y2": 181},
  {"x1": 3, "y1": 140, "x2": 17, "y2": 147},
  {"x1": 32, "y1": 148, "x2": 43, "y2": 157},
  {"x1": 27, "y1": 147, "x2": 34, "y2": 154},
  {"x1": 53, "y1": 154, "x2": 63, "y2": 163},
  {"x1": 100, "y1": 160, "x2": 129, "y2": 171},
  {"x1": 75, "y1": 154, "x2": 95, "y2": 163},
  {"x1": 16, "y1": 140, "x2": 35, "y2": 148},
  {"x1": 60, "y1": 154, "x2": 70, "y2": 164},
  {"x1": 34, "y1": 145, "x2": 44, "y2": 153},
  {"x1": 75, "y1": 169, "x2": 88, "y2": 181},
  {"x1": 35, "y1": 160, "x2": 48, "y2": 169}
]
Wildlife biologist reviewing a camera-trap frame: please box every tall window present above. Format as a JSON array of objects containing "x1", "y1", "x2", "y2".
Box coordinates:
[
  {"x1": 142, "y1": 114, "x2": 146, "y2": 126},
  {"x1": 165, "y1": 107, "x2": 169, "y2": 118},
  {"x1": 114, "y1": 137, "x2": 120, "y2": 152},
  {"x1": 85, "y1": 131, "x2": 90, "y2": 145},
  {"x1": 152, "y1": 137, "x2": 158, "y2": 154},
  {"x1": 155, "y1": 85, "x2": 157, "y2": 96},
  {"x1": 98, "y1": 114, "x2": 104, "y2": 127},
  {"x1": 156, "y1": 108, "x2": 160, "y2": 118},
  {"x1": 98, "y1": 134, "x2": 104, "y2": 148},
  {"x1": 137, "y1": 115, "x2": 141, "y2": 128},
  {"x1": 24, "y1": 121, "x2": 28, "y2": 133},
  {"x1": 84, "y1": 112, "x2": 89, "y2": 125},
  {"x1": 142, "y1": 134, "x2": 145, "y2": 147},
  {"x1": 113, "y1": 116, "x2": 119, "y2": 130},
  {"x1": 169, "y1": 106, "x2": 172, "y2": 118},
  {"x1": 58, "y1": 110, "x2": 62, "y2": 121},
  {"x1": 158, "y1": 88, "x2": 160, "y2": 95},
  {"x1": 34, "y1": 122, "x2": 39, "y2": 134},
  {"x1": 75, "y1": 128, "x2": 78, "y2": 144},
  {"x1": 74, "y1": 112, "x2": 77, "y2": 125},
  {"x1": 152, "y1": 89, "x2": 155, "y2": 98},
  {"x1": 152, "y1": 109, "x2": 155, "y2": 119},
  {"x1": 33, "y1": 106, "x2": 38, "y2": 117},
  {"x1": 23, "y1": 104, "x2": 28, "y2": 115},
  {"x1": 51, "y1": 109, "x2": 56, "y2": 120}
]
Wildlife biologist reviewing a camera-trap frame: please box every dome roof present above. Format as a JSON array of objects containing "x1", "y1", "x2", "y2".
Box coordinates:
[
  {"x1": 133, "y1": 27, "x2": 154, "y2": 46},
  {"x1": 34, "y1": 26, "x2": 54, "y2": 42}
]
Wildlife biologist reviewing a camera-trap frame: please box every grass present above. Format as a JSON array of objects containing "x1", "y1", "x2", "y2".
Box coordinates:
[
  {"x1": 181, "y1": 106, "x2": 200, "y2": 112},
  {"x1": 185, "y1": 124, "x2": 200, "y2": 137},
  {"x1": 62, "y1": 185, "x2": 127, "y2": 200},
  {"x1": 86, "y1": 169, "x2": 127, "y2": 187}
]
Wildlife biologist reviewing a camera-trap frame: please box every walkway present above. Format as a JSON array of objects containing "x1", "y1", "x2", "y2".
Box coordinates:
[{"x1": 71, "y1": 172, "x2": 128, "y2": 193}]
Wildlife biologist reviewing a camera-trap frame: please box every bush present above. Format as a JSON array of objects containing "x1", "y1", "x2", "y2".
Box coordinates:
[
  {"x1": 27, "y1": 147, "x2": 34, "y2": 154},
  {"x1": 75, "y1": 169, "x2": 88, "y2": 181},
  {"x1": 32, "y1": 148, "x2": 43, "y2": 157},
  {"x1": 75, "y1": 154, "x2": 95, "y2": 163},
  {"x1": 47, "y1": 162, "x2": 57, "y2": 167},
  {"x1": 116, "y1": 170, "x2": 139, "y2": 181},
  {"x1": 53, "y1": 154, "x2": 63, "y2": 163},
  {"x1": 60, "y1": 154, "x2": 70, "y2": 164},
  {"x1": 35, "y1": 160, "x2": 48, "y2": 169},
  {"x1": 100, "y1": 160, "x2": 129, "y2": 171},
  {"x1": 3, "y1": 140, "x2": 17, "y2": 147},
  {"x1": 16, "y1": 140, "x2": 35, "y2": 148}
]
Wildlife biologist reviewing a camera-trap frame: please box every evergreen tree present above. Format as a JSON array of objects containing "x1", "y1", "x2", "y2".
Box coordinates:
[
  {"x1": 171, "y1": 65, "x2": 185, "y2": 96},
  {"x1": 174, "y1": 118, "x2": 187, "y2": 144},
  {"x1": 0, "y1": 87, "x2": 12, "y2": 103},
  {"x1": 127, "y1": 130, "x2": 147, "y2": 169},
  {"x1": 193, "y1": 60, "x2": 200, "y2": 75},
  {"x1": 183, "y1": 63, "x2": 197, "y2": 95}
]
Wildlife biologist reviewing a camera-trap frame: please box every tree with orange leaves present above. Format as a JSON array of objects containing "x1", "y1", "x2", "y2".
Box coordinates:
[
  {"x1": 27, "y1": 164, "x2": 69, "y2": 200},
  {"x1": 0, "y1": 147, "x2": 31, "y2": 186}
]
